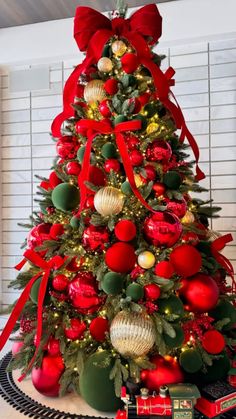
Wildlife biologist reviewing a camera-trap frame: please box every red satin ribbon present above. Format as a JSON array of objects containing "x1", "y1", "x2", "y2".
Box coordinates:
[
  {"x1": 211, "y1": 234, "x2": 235, "y2": 290},
  {"x1": 0, "y1": 250, "x2": 66, "y2": 381}
]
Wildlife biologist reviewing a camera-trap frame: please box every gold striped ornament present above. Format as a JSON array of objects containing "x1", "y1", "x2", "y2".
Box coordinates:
[
  {"x1": 84, "y1": 80, "x2": 106, "y2": 104},
  {"x1": 94, "y1": 186, "x2": 125, "y2": 216}
]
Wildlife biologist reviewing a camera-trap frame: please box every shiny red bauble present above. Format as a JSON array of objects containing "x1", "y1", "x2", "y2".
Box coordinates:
[
  {"x1": 143, "y1": 165, "x2": 156, "y2": 181},
  {"x1": 76, "y1": 120, "x2": 88, "y2": 136},
  {"x1": 40, "y1": 180, "x2": 50, "y2": 190},
  {"x1": 105, "y1": 242, "x2": 136, "y2": 273},
  {"x1": 141, "y1": 355, "x2": 184, "y2": 391},
  {"x1": 129, "y1": 149, "x2": 144, "y2": 166},
  {"x1": 153, "y1": 182, "x2": 166, "y2": 197},
  {"x1": 114, "y1": 220, "x2": 137, "y2": 242},
  {"x1": 56, "y1": 136, "x2": 78, "y2": 159},
  {"x1": 68, "y1": 272, "x2": 103, "y2": 313},
  {"x1": 104, "y1": 78, "x2": 118, "y2": 95},
  {"x1": 64, "y1": 318, "x2": 86, "y2": 340},
  {"x1": 31, "y1": 355, "x2": 64, "y2": 397},
  {"x1": 154, "y1": 261, "x2": 175, "y2": 279},
  {"x1": 88, "y1": 165, "x2": 106, "y2": 187},
  {"x1": 50, "y1": 223, "x2": 64, "y2": 240},
  {"x1": 179, "y1": 273, "x2": 219, "y2": 313},
  {"x1": 146, "y1": 140, "x2": 172, "y2": 162},
  {"x1": 47, "y1": 337, "x2": 61, "y2": 357},
  {"x1": 49, "y1": 171, "x2": 62, "y2": 188},
  {"x1": 121, "y1": 53, "x2": 139, "y2": 73},
  {"x1": 27, "y1": 223, "x2": 51, "y2": 250},
  {"x1": 144, "y1": 283, "x2": 161, "y2": 301},
  {"x1": 202, "y1": 330, "x2": 225, "y2": 354},
  {"x1": 166, "y1": 199, "x2": 187, "y2": 219},
  {"x1": 182, "y1": 231, "x2": 199, "y2": 246},
  {"x1": 89, "y1": 317, "x2": 109, "y2": 342},
  {"x1": 12, "y1": 339, "x2": 24, "y2": 356},
  {"x1": 125, "y1": 134, "x2": 140, "y2": 150},
  {"x1": 170, "y1": 244, "x2": 202, "y2": 277},
  {"x1": 66, "y1": 161, "x2": 81, "y2": 175},
  {"x1": 82, "y1": 225, "x2": 109, "y2": 252},
  {"x1": 52, "y1": 274, "x2": 68, "y2": 291},
  {"x1": 99, "y1": 99, "x2": 112, "y2": 117},
  {"x1": 139, "y1": 92, "x2": 151, "y2": 106},
  {"x1": 143, "y1": 212, "x2": 182, "y2": 248},
  {"x1": 104, "y1": 159, "x2": 121, "y2": 173}
]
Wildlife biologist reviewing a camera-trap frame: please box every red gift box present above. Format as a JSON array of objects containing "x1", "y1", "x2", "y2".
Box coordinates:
[{"x1": 195, "y1": 380, "x2": 236, "y2": 418}]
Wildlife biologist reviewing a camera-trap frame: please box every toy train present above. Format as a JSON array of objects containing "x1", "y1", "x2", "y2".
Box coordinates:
[{"x1": 116, "y1": 381, "x2": 236, "y2": 419}]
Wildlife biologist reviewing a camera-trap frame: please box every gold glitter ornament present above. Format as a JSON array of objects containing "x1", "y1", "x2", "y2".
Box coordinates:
[
  {"x1": 138, "y1": 251, "x2": 155, "y2": 269},
  {"x1": 97, "y1": 57, "x2": 113, "y2": 73},
  {"x1": 146, "y1": 122, "x2": 160, "y2": 135},
  {"x1": 110, "y1": 310, "x2": 155, "y2": 358},
  {"x1": 94, "y1": 186, "x2": 125, "y2": 217},
  {"x1": 111, "y1": 40, "x2": 127, "y2": 57},
  {"x1": 181, "y1": 210, "x2": 195, "y2": 224},
  {"x1": 84, "y1": 80, "x2": 106, "y2": 104}
]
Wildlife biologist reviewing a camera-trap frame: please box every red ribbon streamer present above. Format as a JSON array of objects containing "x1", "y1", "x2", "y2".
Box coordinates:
[
  {"x1": 0, "y1": 250, "x2": 65, "y2": 381},
  {"x1": 211, "y1": 233, "x2": 235, "y2": 290}
]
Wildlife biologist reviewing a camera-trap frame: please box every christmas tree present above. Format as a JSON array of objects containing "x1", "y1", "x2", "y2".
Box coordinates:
[{"x1": 1, "y1": 2, "x2": 236, "y2": 413}]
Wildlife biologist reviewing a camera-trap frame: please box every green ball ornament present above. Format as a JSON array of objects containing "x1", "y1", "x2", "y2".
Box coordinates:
[
  {"x1": 164, "y1": 324, "x2": 185, "y2": 348},
  {"x1": 126, "y1": 283, "x2": 144, "y2": 302},
  {"x1": 200, "y1": 351, "x2": 230, "y2": 383},
  {"x1": 30, "y1": 277, "x2": 50, "y2": 305},
  {"x1": 158, "y1": 295, "x2": 184, "y2": 318},
  {"x1": 180, "y1": 348, "x2": 203, "y2": 373},
  {"x1": 143, "y1": 103, "x2": 158, "y2": 118},
  {"x1": 197, "y1": 241, "x2": 212, "y2": 256},
  {"x1": 70, "y1": 216, "x2": 80, "y2": 229},
  {"x1": 114, "y1": 115, "x2": 127, "y2": 125},
  {"x1": 121, "y1": 181, "x2": 133, "y2": 196},
  {"x1": 102, "y1": 44, "x2": 111, "y2": 58},
  {"x1": 209, "y1": 299, "x2": 236, "y2": 330},
  {"x1": 132, "y1": 114, "x2": 147, "y2": 131},
  {"x1": 77, "y1": 146, "x2": 86, "y2": 163},
  {"x1": 101, "y1": 272, "x2": 123, "y2": 295},
  {"x1": 101, "y1": 142, "x2": 117, "y2": 159},
  {"x1": 79, "y1": 350, "x2": 122, "y2": 412},
  {"x1": 163, "y1": 171, "x2": 182, "y2": 189},
  {"x1": 51, "y1": 183, "x2": 80, "y2": 211}
]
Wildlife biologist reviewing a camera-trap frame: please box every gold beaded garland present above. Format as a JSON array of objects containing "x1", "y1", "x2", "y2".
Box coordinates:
[
  {"x1": 138, "y1": 251, "x2": 155, "y2": 269},
  {"x1": 84, "y1": 80, "x2": 106, "y2": 104},
  {"x1": 94, "y1": 186, "x2": 125, "y2": 216},
  {"x1": 97, "y1": 57, "x2": 113, "y2": 73},
  {"x1": 111, "y1": 40, "x2": 127, "y2": 57},
  {"x1": 146, "y1": 122, "x2": 160, "y2": 135}
]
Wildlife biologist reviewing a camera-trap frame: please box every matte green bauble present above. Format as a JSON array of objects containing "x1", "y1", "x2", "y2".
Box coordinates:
[
  {"x1": 126, "y1": 283, "x2": 144, "y2": 302},
  {"x1": 143, "y1": 103, "x2": 158, "y2": 118},
  {"x1": 198, "y1": 351, "x2": 230, "y2": 384},
  {"x1": 79, "y1": 350, "x2": 122, "y2": 412},
  {"x1": 102, "y1": 44, "x2": 111, "y2": 58},
  {"x1": 51, "y1": 183, "x2": 80, "y2": 211},
  {"x1": 70, "y1": 216, "x2": 80, "y2": 229},
  {"x1": 114, "y1": 115, "x2": 127, "y2": 125},
  {"x1": 121, "y1": 181, "x2": 133, "y2": 196},
  {"x1": 209, "y1": 299, "x2": 236, "y2": 330},
  {"x1": 158, "y1": 295, "x2": 184, "y2": 318},
  {"x1": 101, "y1": 142, "x2": 117, "y2": 159},
  {"x1": 77, "y1": 146, "x2": 86, "y2": 163},
  {"x1": 101, "y1": 272, "x2": 123, "y2": 295},
  {"x1": 164, "y1": 324, "x2": 185, "y2": 348},
  {"x1": 30, "y1": 277, "x2": 50, "y2": 305},
  {"x1": 132, "y1": 114, "x2": 147, "y2": 131},
  {"x1": 163, "y1": 171, "x2": 182, "y2": 189},
  {"x1": 180, "y1": 348, "x2": 203, "y2": 373}
]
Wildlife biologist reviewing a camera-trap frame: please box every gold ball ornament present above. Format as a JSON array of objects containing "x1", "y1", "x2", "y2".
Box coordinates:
[
  {"x1": 84, "y1": 80, "x2": 106, "y2": 104},
  {"x1": 111, "y1": 40, "x2": 127, "y2": 57},
  {"x1": 110, "y1": 310, "x2": 155, "y2": 358},
  {"x1": 134, "y1": 174, "x2": 144, "y2": 188},
  {"x1": 138, "y1": 251, "x2": 155, "y2": 269},
  {"x1": 97, "y1": 57, "x2": 113, "y2": 73},
  {"x1": 181, "y1": 210, "x2": 195, "y2": 224},
  {"x1": 146, "y1": 122, "x2": 160, "y2": 135},
  {"x1": 94, "y1": 186, "x2": 125, "y2": 217}
]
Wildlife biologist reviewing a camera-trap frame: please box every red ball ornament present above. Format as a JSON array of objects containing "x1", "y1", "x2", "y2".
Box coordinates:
[
  {"x1": 82, "y1": 225, "x2": 109, "y2": 252},
  {"x1": 52, "y1": 274, "x2": 68, "y2": 291},
  {"x1": 144, "y1": 284, "x2": 161, "y2": 301},
  {"x1": 114, "y1": 220, "x2": 137, "y2": 242},
  {"x1": 76, "y1": 120, "x2": 88, "y2": 136},
  {"x1": 47, "y1": 337, "x2": 61, "y2": 357},
  {"x1": 104, "y1": 159, "x2": 121, "y2": 173},
  {"x1": 89, "y1": 317, "x2": 109, "y2": 342},
  {"x1": 99, "y1": 99, "x2": 112, "y2": 117},
  {"x1": 170, "y1": 244, "x2": 202, "y2": 277},
  {"x1": 139, "y1": 92, "x2": 151, "y2": 106},
  {"x1": 125, "y1": 134, "x2": 140, "y2": 150},
  {"x1": 105, "y1": 242, "x2": 136, "y2": 273},
  {"x1": 12, "y1": 339, "x2": 24, "y2": 356},
  {"x1": 146, "y1": 140, "x2": 172, "y2": 162},
  {"x1": 49, "y1": 171, "x2": 62, "y2": 188},
  {"x1": 50, "y1": 223, "x2": 64, "y2": 240},
  {"x1": 66, "y1": 256, "x2": 81, "y2": 272},
  {"x1": 154, "y1": 261, "x2": 175, "y2": 279},
  {"x1": 129, "y1": 149, "x2": 144, "y2": 166},
  {"x1": 179, "y1": 273, "x2": 219, "y2": 313},
  {"x1": 166, "y1": 199, "x2": 187, "y2": 219},
  {"x1": 64, "y1": 318, "x2": 86, "y2": 340},
  {"x1": 104, "y1": 78, "x2": 118, "y2": 95},
  {"x1": 27, "y1": 223, "x2": 51, "y2": 250},
  {"x1": 143, "y1": 165, "x2": 156, "y2": 181},
  {"x1": 56, "y1": 136, "x2": 77, "y2": 159},
  {"x1": 40, "y1": 180, "x2": 50, "y2": 190},
  {"x1": 68, "y1": 272, "x2": 103, "y2": 313},
  {"x1": 66, "y1": 161, "x2": 81, "y2": 175},
  {"x1": 31, "y1": 355, "x2": 64, "y2": 397},
  {"x1": 143, "y1": 212, "x2": 182, "y2": 248},
  {"x1": 89, "y1": 165, "x2": 106, "y2": 187},
  {"x1": 121, "y1": 53, "x2": 139, "y2": 73},
  {"x1": 202, "y1": 330, "x2": 225, "y2": 354},
  {"x1": 153, "y1": 182, "x2": 166, "y2": 197},
  {"x1": 141, "y1": 355, "x2": 184, "y2": 391},
  {"x1": 182, "y1": 231, "x2": 199, "y2": 246}
]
